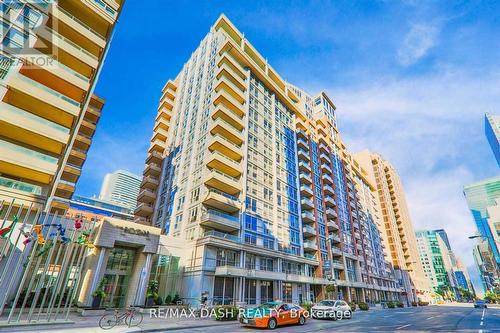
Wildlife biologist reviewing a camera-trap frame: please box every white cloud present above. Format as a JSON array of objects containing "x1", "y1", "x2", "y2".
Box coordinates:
[
  {"x1": 326, "y1": 68, "x2": 500, "y2": 292},
  {"x1": 397, "y1": 23, "x2": 440, "y2": 66}
]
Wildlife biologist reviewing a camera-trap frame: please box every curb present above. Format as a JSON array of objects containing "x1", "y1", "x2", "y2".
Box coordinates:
[{"x1": 137, "y1": 321, "x2": 236, "y2": 332}]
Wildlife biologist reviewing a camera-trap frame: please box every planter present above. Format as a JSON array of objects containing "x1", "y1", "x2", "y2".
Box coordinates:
[
  {"x1": 92, "y1": 295, "x2": 102, "y2": 309},
  {"x1": 146, "y1": 296, "x2": 155, "y2": 307}
]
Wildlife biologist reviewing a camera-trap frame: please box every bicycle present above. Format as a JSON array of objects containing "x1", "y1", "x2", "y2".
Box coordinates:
[{"x1": 99, "y1": 306, "x2": 144, "y2": 330}]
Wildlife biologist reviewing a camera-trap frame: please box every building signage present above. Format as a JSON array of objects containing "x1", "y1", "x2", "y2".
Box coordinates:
[{"x1": 118, "y1": 226, "x2": 150, "y2": 239}]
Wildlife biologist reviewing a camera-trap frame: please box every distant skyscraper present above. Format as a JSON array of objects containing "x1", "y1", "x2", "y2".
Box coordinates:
[
  {"x1": 99, "y1": 170, "x2": 142, "y2": 210},
  {"x1": 433, "y1": 229, "x2": 452, "y2": 250},
  {"x1": 464, "y1": 176, "x2": 500, "y2": 268},
  {"x1": 485, "y1": 113, "x2": 500, "y2": 167}
]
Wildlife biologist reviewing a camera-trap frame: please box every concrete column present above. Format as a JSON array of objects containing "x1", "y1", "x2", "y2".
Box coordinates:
[
  {"x1": 85, "y1": 247, "x2": 107, "y2": 306},
  {"x1": 131, "y1": 252, "x2": 153, "y2": 306},
  {"x1": 346, "y1": 287, "x2": 352, "y2": 302}
]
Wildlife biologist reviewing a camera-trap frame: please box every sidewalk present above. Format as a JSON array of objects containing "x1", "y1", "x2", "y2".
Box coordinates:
[{"x1": 0, "y1": 311, "x2": 235, "y2": 333}]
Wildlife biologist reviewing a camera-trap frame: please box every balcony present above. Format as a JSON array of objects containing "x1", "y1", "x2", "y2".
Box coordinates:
[
  {"x1": 213, "y1": 89, "x2": 245, "y2": 118},
  {"x1": 300, "y1": 184, "x2": 313, "y2": 197},
  {"x1": 55, "y1": 180, "x2": 76, "y2": 198},
  {"x1": 80, "y1": 119, "x2": 97, "y2": 137},
  {"x1": 321, "y1": 163, "x2": 332, "y2": 174},
  {"x1": 68, "y1": 147, "x2": 86, "y2": 167},
  {"x1": 0, "y1": 102, "x2": 70, "y2": 154},
  {"x1": 206, "y1": 151, "x2": 242, "y2": 178},
  {"x1": 74, "y1": 133, "x2": 92, "y2": 151},
  {"x1": 298, "y1": 149, "x2": 310, "y2": 161},
  {"x1": 156, "y1": 106, "x2": 172, "y2": 121},
  {"x1": 303, "y1": 241, "x2": 318, "y2": 252},
  {"x1": 203, "y1": 188, "x2": 240, "y2": 213},
  {"x1": 301, "y1": 198, "x2": 314, "y2": 210},
  {"x1": 154, "y1": 116, "x2": 170, "y2": 133},
  {"x1": 323, "y1": 174, "x2": 334, "y2": 184},
  {"x1": 329, "y1": 233, "x2": 341, "y2": 243},
  {"x1": 320, "y1": 153, "x2": 330, "y2": 163},
  {"x1": 297, "y1": 137, "x2": 308, "y2": 150},
  {"x1": 301, "y1": 210, "x2": 315, "y2": 223},
  {"x1": 216, "y1": 61, "x2": 246, "y2": 91},
  {"x1": 302, "y1": 225, "x2": 316, "y2": 237},
  {"x1": 204, "y1": 169, "x2": 241, "y2": 196},
  {"x1": 138, "y1": 188, "x2": 156, "y2": 203},
  {"x1": 38, "y1": 26, "x2": 99, "y2": 68},
  {"x1": 145, "y1": 151, "x2": 162, "y2": 165},
  {"x1": 331, "y1": 246, "x2": 342, "y2": 256},
  {"x1": 210, "y1": 118, "x2": 244, "y2": 145},
  {"x1": 151, "y1": 127, "x2": 168, "y2": 142},
  {"x1": 324, "y1": 184, "x2": 335, "y2": 195},
  {"x1": 326, "y1": 208, "x2": 337, "y2": 218},
  {"x1": 325, "y1": 196, "x2": 336, "y2": 208},
  {"x1": 207, "y1": 133, "x2": 244, "y2": 161},
  {"x1": 55, "y1": 6, "x2": 107, "y2": 48},
  {"x1": 149, "y1": 138, "x2": 165, "y2": 154},
  {"x1": 0, "y1": 139, "x2": 58, "y2": 184},
  {"x1": 7, "y1": 74, "x2": 80, "y2": 121},
  {"x1": 62, "y1": 163, "x2": 81, "y2": 183},
  {"x1": 298, "y1": 161, "x2": 310, "y2": 172},
  {"x1": 319, "y1": 142, "x2": 329, "y2": 154},
  {"x1": 203, "y1": 230, "x2": 241, "y2": 243},
  {"x1": 327, "y1": 220, "x2": 339, "y2": 230},
  {"x1": 331, "y1": 260, "x2": 344, "y2": 269},
  {"x1": 211, "y1": 104, "x2": 244, "y2": 131},
  {"x1": 215, "y1": 76, "x2": 246, "y2": 104},
  {"x1": 144, "y1": 163, "x2": 162, "y2": 177},
  {"x1": 299, "y1": 172, "x2": 312, "y2": 185},
  {"x1": 200, "y1": 209, "x2": 240, "y2": 232},
  {"x1": 0, "y1": 175, "x2": 42, "y2": 196},
  {"x1": 135, "y1": 202, "x2": 154, "y2": 217},
  {"x1": 142, "y1": 175, "x2": 159, "y2": 190}
]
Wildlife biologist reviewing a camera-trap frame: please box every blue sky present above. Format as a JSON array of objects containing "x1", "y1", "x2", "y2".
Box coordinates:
[{"x1": 77, "y1": 0, "x2": 500, "y2": 293}]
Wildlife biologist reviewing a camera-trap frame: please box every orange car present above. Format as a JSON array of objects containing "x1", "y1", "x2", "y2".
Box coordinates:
[{"x1": 239, "y1": 301, "x2": 307, "y2": 329}]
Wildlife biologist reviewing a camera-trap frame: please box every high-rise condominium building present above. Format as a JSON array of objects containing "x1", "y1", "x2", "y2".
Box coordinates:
[
  {"x1": 99, "y1": 169, "x2": 141, "y2": 210},
  {"x1": 464, "y1": 177, "x2": 500, "y2": 272},
  {"x1": 416, "y1": 230, "x2": 458, "y2": 300},
  {"x1": 135, "y1": 15, "x2": 403, "y2": 306},
  {"x1": 485, "y1": 113, "x2": 500, "y2": 167},
  {"x1": 0, "y1": 0, "x2": 124, "y2": 216},
  {"x1": 356, "y1": 150, "x2": 431, "y2": 302}
]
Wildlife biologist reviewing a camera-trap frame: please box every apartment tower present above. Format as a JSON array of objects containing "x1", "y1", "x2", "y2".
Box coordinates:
[
  {"x1": 99, "y1": 169, "x2": 142, "y2": 210},
  {"x1": 356, "y1": 150, "x2": 431, "y2": 302},
  {"x1": 135, "y1": 15, "x2": 403, "y2": 306},
  {"x1": 0, "y1": 0, "x2": 124, "y2": 216}
]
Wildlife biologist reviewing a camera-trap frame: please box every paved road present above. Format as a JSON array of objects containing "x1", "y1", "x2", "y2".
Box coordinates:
[{"x1": 154, "y1": 306, "x2": 500, "y2": 333}]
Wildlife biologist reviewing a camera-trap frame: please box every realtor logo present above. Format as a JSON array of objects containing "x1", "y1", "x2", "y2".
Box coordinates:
[{"x1": 0, "y1": 0, "x2": 57, "y2": 67}]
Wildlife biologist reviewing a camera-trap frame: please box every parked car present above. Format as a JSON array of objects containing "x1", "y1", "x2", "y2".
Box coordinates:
[
  {"x1": 239, "y1": 301, "x2": 307, "y2": 329},
  {"x1": 474, "y1": 300, "x2": 488, "y2": 309},
  {"x1": 311, "y1": 299, "x2": 352, "y2": 320}
]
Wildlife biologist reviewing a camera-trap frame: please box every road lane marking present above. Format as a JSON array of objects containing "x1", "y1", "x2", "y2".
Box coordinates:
[
  {"x1": 426, "y1": 316, "x2": 436, "y2": 320},
  {"x1": 481, "y1": 308, "x2": 485, "y2": 320},
  {"x1": 397, "y1": 324, "x2": 411, "y2": 330}
]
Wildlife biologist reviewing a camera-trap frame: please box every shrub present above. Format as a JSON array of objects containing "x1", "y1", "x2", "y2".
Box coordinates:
[
  {"x1": 387, "y1": 302, "x2": 395, "y2": 308},
  {"x1": 92, "y1": 277, "x2": 107, "y2": 298},
  {"x1": 374, "y1": 300, "x2": 381, "y2": 304},
  {"x1": 172, "y1": 293, "x2": 181, "y2": 305},
  {"x1": 418, "y1": 301, "x2": 429, "y2": 306},
  {"x1": 214, "y1": 305, "x2": 239, "y2": 321},
  {"x1": 411, "y1": 301, "x2": 418, "y2": 307},
  {"x1": 165, "y1": 295, "x2": 172, "y2": 305},
  {"x1": 325, "y1": 284, "x2": 336, "y2": 293},
  {"x1": 358, "y1": 302, "x2": 369, "y2": 311},
  {"x1": 349, "y1": 302, "x2": 357, "y2": 311},
  {"x1": 397, "y1": 302, "x2": 404, "y2": 308},
  {"x1": 300, "y1": 302, "x2": 312, "y2": 312}
]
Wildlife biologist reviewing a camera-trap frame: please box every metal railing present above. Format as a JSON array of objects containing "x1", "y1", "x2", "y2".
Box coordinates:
[
  {"x1": 56, "y1": 6, "x2": 106, "y2": 40},
  {"x1": 0, "y1": 175, "x2": 42, "y2": 195},
  {"x1": 17, "y1": 74, "x2": 81, "y2": 107}
]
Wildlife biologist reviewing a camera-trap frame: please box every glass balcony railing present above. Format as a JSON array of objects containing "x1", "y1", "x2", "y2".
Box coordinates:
[
  {"x1": 210, "y1": 168, "x2": 239, "y2": 183},
  {"x1": 1, "y1": 103, "x2": 70, "y2": 135},
  {"x1": 45, "y1": 27, "x2": 98, "y2": 61},
  {"x1": 206, "y1": 209, "x2": 239, "y2": 222},
  {"x1": 0, "y1": 175, "x2": 42, "y2": 195},
  {"x1": 57, "y1": 6, "x2": 106, "y2": 40},
  {"x1": 18, "y1": 74, "x2": 81, "y2": 107},
  {"x1": 0, "y1": 139, "x2": 58, "y2": 164},
  {"x1": 203, "y1": 230, "x2": 240, "y2": 242},
  {"x1": 207, "y1": 188, "x2": 239, "y2": 202},
  {"x1": 94, "y1": 0, "x2": 117, "y2": 16}
]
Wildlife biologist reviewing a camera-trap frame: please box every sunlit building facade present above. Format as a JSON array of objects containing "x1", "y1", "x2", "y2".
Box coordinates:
[
  {"x1": 0, "y1": 0, "x2": 124, "y2": 216},
  {"x1": 135, "y1": 15, "x2": 403, "y2": 306},
  {"x1": 485, "y1": 113, "x2": 500, "y2": 167},
  {"x1": 357, "y1": 150, "x2": 431, "y2": 302}
]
